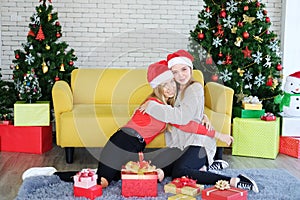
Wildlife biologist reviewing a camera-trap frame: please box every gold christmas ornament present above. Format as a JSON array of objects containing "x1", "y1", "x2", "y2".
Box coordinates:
[
  {"x1": 16, "y1": 65, "x2": 19, "y2": 69},
  {"x1": 59, "y1": 63, "x2": 65, "y2": 71},
  {"x1": 48, "y1": 14, "x2": 52, "y2": 21},
  {"x1": 42, "y1": 60, "x2": 48, "y2": 73},
  {"x1": 253, "y1": 35, "x2": 263, "y2": 43},
  {"x1": 45, "y1": 44, "x2": 50, "y2": 50},
  {"x1": 231, "y1": 26, "x2": 237, "y2": 34},
  {"x1": 243, "y1": 14, "x2": 255, "y2": 24},
  {"x1": 234, "y1": 37, "x2": 243, "y2": 47},
  {"x1": 237, "y1": 68, "x2": 245, "y2": 77}
]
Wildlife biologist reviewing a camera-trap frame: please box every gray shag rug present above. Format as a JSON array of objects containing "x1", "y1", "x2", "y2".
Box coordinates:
[{"x1": 16, "y1": 168, "x2": 300, "y2": 200}]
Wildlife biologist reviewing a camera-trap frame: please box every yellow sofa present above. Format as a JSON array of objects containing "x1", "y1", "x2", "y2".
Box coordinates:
[{"x1": 52, "y1": 68, "x2": 234, "y2": 163}]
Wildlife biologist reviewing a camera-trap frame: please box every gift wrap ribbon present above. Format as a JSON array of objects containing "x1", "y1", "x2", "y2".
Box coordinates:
[{"x1": 76, "y1": 169, "x2": 96, "y2": 182}]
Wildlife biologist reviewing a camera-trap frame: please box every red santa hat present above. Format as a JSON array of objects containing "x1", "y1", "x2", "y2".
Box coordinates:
[
  {"x1": 167, "y1": 49, "x2": 194, "y2": 69},
  {"x1": 289, "y1": 71, "x2": 300, "y2": 79},
  {"x1": 147, "y1": 60, "x2": 174, "y2": 88}
]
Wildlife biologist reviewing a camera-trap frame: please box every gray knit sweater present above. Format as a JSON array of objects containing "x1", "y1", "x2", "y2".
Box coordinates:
[{"x1": 145, "y1": 82, "x2": 216, "y2": 165}]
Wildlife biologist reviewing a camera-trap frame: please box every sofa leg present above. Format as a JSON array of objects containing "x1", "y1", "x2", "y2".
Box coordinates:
[
  {"x1": 214, "y1": 147, "x2": 223, "y2": 160},
  {"x1": 65, "y1": 147, "x2": 74, "y2": 164}
]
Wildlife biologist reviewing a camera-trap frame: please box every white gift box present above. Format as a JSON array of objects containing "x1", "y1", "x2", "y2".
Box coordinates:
[
  {"x1": 73, "y1": 169, "x2": 98, "y2": 189},
  {"x1": 280, "y1": 113, "x2": 300, "y2": 137}
]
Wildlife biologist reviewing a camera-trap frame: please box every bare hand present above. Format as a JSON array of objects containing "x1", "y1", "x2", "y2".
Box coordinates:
[
  {"x1": 139, "y1": 101, "x2": 150, "y2": 114},
  {"x1": 215, "y1": 132, "x2": 234, "y2": 146},
  {"x1": 202, "y1": 114, "x2": 213, "y2": 131}
]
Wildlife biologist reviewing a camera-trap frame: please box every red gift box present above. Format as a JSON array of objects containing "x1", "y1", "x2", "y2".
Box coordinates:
[
  {"x1": 202, "y1": 186, "x2": 247, "y2": 200},
  {"x1": 0, "y1": 125, "x2": 52, "y2": 154},
  {"x1": 73, "y1": 184, "x2": 102, "y2": 200},
  {"x1": 280, "y1": 136, "x2": 300, "y2": 158},
  {"x1": 121, "y1": 171, "x2": 158, "y2": 197}
]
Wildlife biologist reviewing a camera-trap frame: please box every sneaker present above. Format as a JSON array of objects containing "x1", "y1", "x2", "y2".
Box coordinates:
[
  {"x1": 22, "y1": 167, "x2": 57, "y2": 180},
  {"x1": 208, "y1": 160, "x2": 229, "y2": 171},
  {"x1": 236, "y1": 174, "x2": 259, "y2": 193}
]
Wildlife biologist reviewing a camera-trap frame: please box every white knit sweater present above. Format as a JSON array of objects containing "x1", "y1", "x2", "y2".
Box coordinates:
[{"x1": 145, "y1": 82, "x2": 216, "y2": 165}]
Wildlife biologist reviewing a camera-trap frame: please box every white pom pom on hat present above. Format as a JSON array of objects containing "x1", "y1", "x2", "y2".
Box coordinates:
[
  {"x1": 147, "y1": 60, "x2": 174, "y2": 88},
  {"x1": 167, "y1": 49, "x2": 194, "y2": 69}
]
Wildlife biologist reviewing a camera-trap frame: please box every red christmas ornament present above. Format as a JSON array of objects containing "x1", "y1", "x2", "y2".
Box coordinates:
[
  {"x1": 55, "y1": 76, "x2": 60, "y2": 81},
  {"x1": 28, "y1": 30, "x2": 35, "y2": 37},
  {"x1": 237, "y1": 21, "x2": 244, "y2": 27},
  {"x1": 276, "y1": 63, "x2": 283, "y2": 71},
  {"x1": 219, "y1": 9, "x2": 227, "y2": 18},
  {"x1": 224, "y1": 55, "x2": 232, "y2": 65},
  {"x1": 244, "y1": 6, "x2": 249, "y2": 11},
  {"x1": 56, "y1": 32, "x2": 61, "y2": 38},
  {"x1": 256, "y1": 2, "x2": 261, "y2": 7},
  {"x1": 206, "y1": 54, "x2": 213, "y2": 65},
  {"x1": 266, "y1": 78, "x2": 273, "y2": 86},
  {"x1": 242, "y1": 46, "x2": 252, "y2": 58},
  {"x1": 55, "y1": 21, "x2": 60, "y2": 26},
  {"x1": 218, "y1": 52, "x2": 223, "y2": 57},
  {"x1": 242, "y1": 31, "x2": 249, "y2": 39},
  {"x1": 69, "y1": 60, "x2": 74, "y2": 66},
  {"x1": 263, "y1": 10, "x2": 268, "y2": 15},
  {"x1": 197, "y1": 32, "x2": 205, "y2": 40},
  {"x1": 205, "y1": 7, "x2": 210, "y2": 13},
  {"x1": 211, "y1": 74, "x2": 219, "y2": 82},
  {"x1": 35, "y1": 25, "x2": 45, "y2": 41},
  {"x1": 266, "y1": 17, "x2": 270, "y2": 23},
  {"x1": 15, "y1": 54, "x2": 20, "y2": 59}
]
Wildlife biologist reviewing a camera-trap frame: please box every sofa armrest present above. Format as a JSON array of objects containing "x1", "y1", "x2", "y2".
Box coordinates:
[
  {"x1": 52, "y1": 80, "x2": 73, "y2": 114},
  {"x1": 204, "y1": 82, "x2": 234, "y2": 117}
]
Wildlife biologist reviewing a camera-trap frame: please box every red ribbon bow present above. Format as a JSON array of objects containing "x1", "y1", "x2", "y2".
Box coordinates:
[
  {"x1": 77, "y1": 169, "x2": 95, "y2": 182},
  {"x1": 171, "y1": 176, "x2": 197, "y2": 188}
]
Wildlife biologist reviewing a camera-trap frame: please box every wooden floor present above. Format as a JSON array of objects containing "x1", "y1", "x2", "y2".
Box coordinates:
[{"x1": 0, "y1": 144, "x2": 300, "y2": 200}]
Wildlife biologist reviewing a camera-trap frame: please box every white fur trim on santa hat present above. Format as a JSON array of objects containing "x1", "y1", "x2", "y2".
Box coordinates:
[
  {"x1": 168, "y1": 56, "x2": 193, "y2": 68},
  {"x1": 150, "y1": 70, "x2": 174, "y2": 88}
]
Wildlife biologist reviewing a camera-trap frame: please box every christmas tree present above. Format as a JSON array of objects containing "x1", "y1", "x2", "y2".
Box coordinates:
[
  {"x1": 0, "y1": 68, "x2": 17, "y2": 121},
  {"x1": 12, "y1": 0, "x2": 77, "y2": 104},
  {"x1": 189, "y1": 0, "x2": 283, "y2": 115}
]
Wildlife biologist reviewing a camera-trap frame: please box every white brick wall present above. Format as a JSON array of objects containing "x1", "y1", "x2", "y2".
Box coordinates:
[{"x1": 0, "y1": 0, "x2": 283, "y2": 80}]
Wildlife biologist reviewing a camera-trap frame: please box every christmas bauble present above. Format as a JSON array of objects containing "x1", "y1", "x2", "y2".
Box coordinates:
[
  {"x1": 276, "y1": 64, "x2": 283, "y2": 71},
  {"x1": 55, "y1": 21, "x2": 60, "y2": 26},
  {"x1": 56, "y1": 32, "x2": 61, "y2": 38},
  {"x1": 242, "y1": 31, "x2": 249, "y2": 39},
  {"x1": 256, "y1": 2, "x2": 261, "y2": 7},
  {"x1": 238, "y1": 21, "x2": 243, "y2": 27},
  {"x1": 45, "y1": 44, "x2": 50, "y2": 50},
  {"x1": 55, "y1": 76, "x2": 60, "y2": 81},
  {"x1": 197, "y1": 32, "x2": 205, "y2": 40},
  {"x1": 266, "y1": 78, "x2": 273, "y2": 86},
  {"x1": 69, "y1": 60, "x2": 74, "y2": 66},
  {"x1": 205, "y1": 7, "x2": 210, "y2": 13},
  {"x1": 10, "y1": 64, "x2": 14, "y2": 69},
  {"x1": 211, "y1": 74, "x2": 218, "y2": 82},
  {"x1": 15, "y1": 54, "x2": 20, "y2": 59},
  {"x1": 265, "y1": 17, "x2": 270, "y2": 23},
  {"x1": 219, "y1": 9, "x2": 226, "y2": 18},
  {"x1": 263, "y1": 10, "x2": 268, "y2": 15},
  {"x1": 218, "y1": 52, "x2": 223, "y2": 57},
  {"x1": 244, "y1": 6, "x2": 249, "y2": 11}
]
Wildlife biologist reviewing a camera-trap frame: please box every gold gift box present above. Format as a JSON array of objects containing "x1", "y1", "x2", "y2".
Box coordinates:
[
  {"x1": 242, "y1": 102, "x2": 263, "y2": 110},
  {"x1": 168, "y1": 194, "x2": 196, "y2": 200},
  {"x1": 164, "y1": 182, "x2": 204, "y2": 197}
]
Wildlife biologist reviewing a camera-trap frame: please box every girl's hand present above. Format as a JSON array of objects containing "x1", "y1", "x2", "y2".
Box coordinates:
[
  {"x1": 139, "y1": 100, "x2": 150, "y2": 114},
  {"x1": 202, "y1": 114, "x2": 213, "y2": 131},
  {"x1": 214, "y1": 132, "x2": 234, "y2": 146}
]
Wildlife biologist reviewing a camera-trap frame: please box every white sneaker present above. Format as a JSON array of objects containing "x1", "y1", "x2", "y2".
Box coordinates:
[
  {"x1": 208, "y1": 160, "x2": 229, "y2": 171},
  {"x1": 22, "y1": 167, "x2": 57, "y2": 180}
]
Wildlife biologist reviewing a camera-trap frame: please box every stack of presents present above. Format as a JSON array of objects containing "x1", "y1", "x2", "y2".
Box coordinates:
[
  {"x1": 74, "y1": 152, "x2": 249, "y2": 200},
  {"x1": 0, "y1": 101, "x2": 52, "y2": 154},
  {"x1": 232, "y1": 95, "x2": 300, "y2": 160}
]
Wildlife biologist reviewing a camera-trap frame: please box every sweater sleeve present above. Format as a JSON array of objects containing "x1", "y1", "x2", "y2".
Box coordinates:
[
  {"x1": 144, "y1": 83, "x2": 204, "y2": 125},
  {"x1": 171, "y1": 121, "x2": 216, "y2": 137}
]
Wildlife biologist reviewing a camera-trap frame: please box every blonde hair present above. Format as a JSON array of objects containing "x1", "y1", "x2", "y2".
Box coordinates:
[{"x1": 143, "y1": 83, "x2": 176, "y2": 132}]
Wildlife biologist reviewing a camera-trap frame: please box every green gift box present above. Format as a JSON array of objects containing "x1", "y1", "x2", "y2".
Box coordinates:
[
  {"x1": 232, "y1": 117, "x2": 280, "y2": 159},
  {"x1": 233, "y1": 107, "x2": 265, "y2": 118},
  {"x1": 14, "y1": 101, "x2": 50, "y2": 126}
]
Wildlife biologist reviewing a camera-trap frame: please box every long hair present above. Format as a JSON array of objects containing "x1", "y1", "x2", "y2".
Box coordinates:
[{"x1": 144, "y1": 84, "x2": 176, "y2": 132}]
